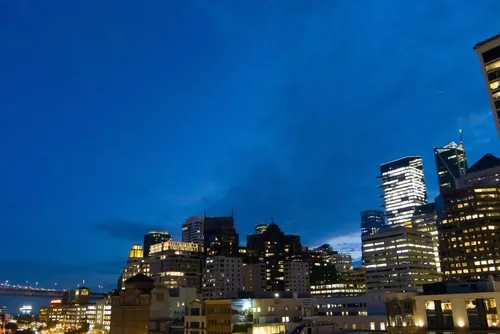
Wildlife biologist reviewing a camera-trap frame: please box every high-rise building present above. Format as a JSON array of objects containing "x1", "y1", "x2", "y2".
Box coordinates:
[
  {"x1": 148, "y1": 240, "x2": 203, "y2": 290},
  {"x1": 457, "y1": 153, "x2": 500, "y2": 188},
  {"x1": 284, "y1": 261, "x2": 310, "y2": 293},
  {"x1": 360, "y1": 210, "x2": 385, "y2": 237},
  {"x1": 202, "y1": 256, "x2": 242, "y2": 300},
  {"x1": 246, "y1": 222, "x2": 303, "y2": 292},
  {"x1": 203, "y1": 216, "x2": 239, "y2": 257},
  {"x1": 119, "y1": 244, "x2": 150, "y2": 289},
  {"x1": 143, "y1": 231, "x2": 171, "y2": 257},
  {"x1": 378, "y1": 156, "x2": 428, "y2": 227},
  {"x1": 182, "y1": 216, "x2": 204, "y2": 244},
  {"x1": 439, "y1": 185, "x2": 500, "y2": 281},
  {"x1": 412, "y1": 203, "x2": 441, "y2": 273},
  {"x1": 434, "y1": 140, "x2": 468, "y2": 194},
  {"x1": 362, "y1": 227, "x2": 440, "y2": 292},
  {"x1": 242, "y1": 263, "x2": 266, "y2": 293},
  {"x1": 473, "y1": 34, "x2": 500, "y2": 137}
]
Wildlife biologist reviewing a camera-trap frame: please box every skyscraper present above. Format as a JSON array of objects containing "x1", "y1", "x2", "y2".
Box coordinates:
[
  {"x1": 439, "y1": 154, "x2": 500, "y2": 281},
  {"x1": 473, "y1": 34, "x2": 500, "y2": 137},
  {"x1": 360, "y1": 210, "x2": 385, "y2": 236},
  {"x1": 143, "y1": 231, "x2": 171, "y2": 257},
  {"x1": 434, "y1": 140, "x2": 468, "y2": 194},
  {"x1": 246, "y1": 222, "x2": 303, "y2": 292},
  {"x1": 378, "y1": 156, "x2": 428, "y2": 227},
  {"x1": 182, "y1": 216, "x2": 204, "y2": 244},
  {"x1": 203, "y1": 216, "x2": 239, "y2": 257}
]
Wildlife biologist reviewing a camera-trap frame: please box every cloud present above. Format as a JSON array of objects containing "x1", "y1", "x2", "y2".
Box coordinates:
[
  {"x1": 92, "y1": 219, "x2": 168, "y2": 241},
  {"x1": 318, "y1": 231, "x2": 362, "y2": 261}
]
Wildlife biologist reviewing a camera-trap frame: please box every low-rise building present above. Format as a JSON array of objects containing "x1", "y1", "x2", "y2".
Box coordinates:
[
  {"x1": 386, "y1": 279, "x2": 500, "y2": 334},
  {"x1": 94, "y1": 297, "x2": 112, "y2": 333},
  {"x1": 184, "y1": 300, "x2": 206, "y2": 334},
  {"x1": 39, "y1": 287, "x2": 94, "y2": 331}
]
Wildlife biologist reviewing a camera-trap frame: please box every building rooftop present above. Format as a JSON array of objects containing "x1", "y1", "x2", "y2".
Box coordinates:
[
  {"x1": 124, "y1": 273, "x2": 154, "y2": 284},
  {"x1": 466, "y1": 153, "x2": 500, "y2": 174},
  {"x1": 473, "y1": 34, "x2": 500, "y2": 50}
]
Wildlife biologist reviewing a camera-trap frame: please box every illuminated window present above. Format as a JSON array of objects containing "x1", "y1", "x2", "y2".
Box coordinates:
[
  {"x1": 486, "y1": 60, "x2": 500, "y2": 72},
  {"x1": 425, "y1": 301, "x2": 435, "y2": 310}
]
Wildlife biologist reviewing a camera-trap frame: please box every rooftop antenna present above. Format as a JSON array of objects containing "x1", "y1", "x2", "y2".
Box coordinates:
[
  {"x1": 459, "y1": 129, "x2": 468, "y2": 175},
  {"x1": 231, "y1": 208, "x2": 234, "y2": 217},
  {"x1": 204, "y1": 209, "x2": 207, "y2": 218}
]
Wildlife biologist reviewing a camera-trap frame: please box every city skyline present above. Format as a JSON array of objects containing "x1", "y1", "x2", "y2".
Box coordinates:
[{"x1": 1, "y1": 0, "x2": 500, "y2": 298}]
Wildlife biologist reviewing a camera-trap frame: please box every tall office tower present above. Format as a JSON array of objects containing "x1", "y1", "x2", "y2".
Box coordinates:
[
  {"x1": 379, "y1": 156, "x2": 428, "y2": 227},
  {"x1": 119, "y1": 244, "x2": 150, "y2": 289},
  {"x1": 434, "y1": 140, "x2": 468, "y2": 194},
  {"x1": 473, "y1": 35, "x2": 500, "y2": 137},
  {"x1": 360, "y1": 210, "x2": 386, "y2": 236},
  {"x1": 412, "y1": 203, "x2": 441, "y2": 273},
  {"x1": 143, "y1": 231, "x2": 172, "y2": 257},
  {"x1": 284, "y1": 261, "x2": 310, "y2": 293},
  {"x1": 182, "y1": 216, "x2": 204, "y2": 244},
  {"x1": 246, "y1": 222, "x2": 303, "y2": 291},
  {"x1": 458, "y1": 153, "x2": 500, "y2": 188},
  {"x1": 203, "y1": 216, "x2": 239, "y2": 257},
  {"x1": 202, "y1": 256, "x2": 242, "y2": 300},
  {"x1": 362, "y1": 227, "x2": 440, "y2": 292},
  {"x1": 148, "y1": 240, "x2": 203, "y2": 290},
  {"x1": 439, "y1": 154, "x2": 500, "y2": 281}
]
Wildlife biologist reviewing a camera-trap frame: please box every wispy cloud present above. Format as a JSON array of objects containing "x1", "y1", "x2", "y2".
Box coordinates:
[
  {"x1": 458, "y1": 111, "x2": 494, "y2": 146},
  {"x1": 317, "y1": 231, "x2": 362, "y2": 261}
]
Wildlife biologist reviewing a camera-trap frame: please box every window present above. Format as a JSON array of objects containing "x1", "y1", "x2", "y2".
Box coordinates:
[
  {"x1": 486, "y1": 60, "x2": 500, "y2": 72},
  {"x1": 370, "y1": 322, "x2": 375, "y2": 330}
]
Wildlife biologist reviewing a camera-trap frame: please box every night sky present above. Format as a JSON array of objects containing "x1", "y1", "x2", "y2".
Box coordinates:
[{"x1": 1, "y1": 0, "x2": 500, "y2": 310}]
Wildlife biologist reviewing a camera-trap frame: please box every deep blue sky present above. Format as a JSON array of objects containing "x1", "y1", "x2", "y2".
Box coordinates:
[{"x1": 1, "y1": 0, "x2": 499, "y2": 305}]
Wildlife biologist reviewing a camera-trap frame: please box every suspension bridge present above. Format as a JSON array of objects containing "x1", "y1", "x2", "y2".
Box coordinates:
[{"x1": 0, "y1": 281, "x2": 108, "y2": 299}]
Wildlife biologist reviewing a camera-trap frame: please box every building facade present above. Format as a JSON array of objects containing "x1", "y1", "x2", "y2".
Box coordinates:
[
  {"x1": 439, "y1": 185, "x2": 500, "y2": 281},
  {"x1": 144, "y1": 231, "x2": 172, "y2": 258},
  {"x1": 284, "y1": 261, "x2": 310, "y2": 293},
  {"x1": 182, "y1": 216, "x2": 204, "y2": 245},
  {"x1": 202, "y1": 256, "x2": 242, "y2": 300},
  {"x1": 412, "y1": 203, "x2": 440, "y2": 273},
  {"x1": 362, "y1": 227, "x2": 440, "y2": 291},
  {"x1": 184, "y1": 300, "x2": 206, "y2": 334},
  {"x1": 110, "y1": 274, "x2": 154, "y2": 334},
  {"x1": 39, "y1": 287, "x2": 94, "y2": 331},
  {"x1": 379, "y1": 156, "x2": 428, "y2": 227},
  {"x1": 203, "y1": 216, "x2": 239, "y2": 257},
  {"x1": 149, "y1": 240, "x2": 203, "y2": 290},
  {"x1": 242, "y1": 263, "x2": 266, "y2": 293},
  {"x1": 246, "y1": 222, "x2": 304, "y2": 292},
  {"x1": 474, "y1": 34, "x2": 500, "y2": 137},
  {"x1": 434, "y1": 140, "x2": 468, "y2": 194},
  {"x1": 120, "y1": 244, "x2": 150, "y2": 289},
  {"x1": 386, "y1": 280, "x2": 500, "y2": 334},
  {"x1": 360, "y1": 210, "x2": 386, "y2": 237}
]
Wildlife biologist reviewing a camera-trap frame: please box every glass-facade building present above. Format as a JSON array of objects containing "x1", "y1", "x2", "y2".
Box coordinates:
[
  {"x1": 378, "y1": 156, "x2": 428, "y2": 228},
  {"x1": 474, "y1": 34, "x2": 500, "y2": 137},
  {"x1": 360, "y1": 210, "x2": 385, "y2": 236},
  {"x1": 434, "y1": 141, "x2": 468, "y2": 194}
]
